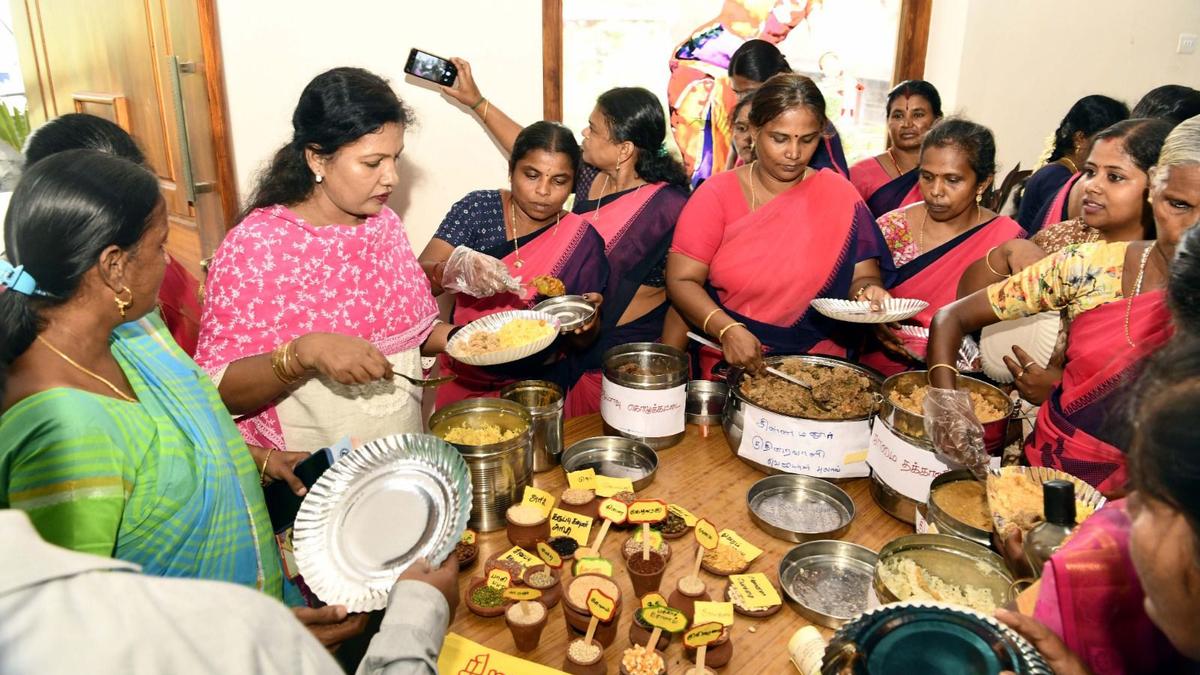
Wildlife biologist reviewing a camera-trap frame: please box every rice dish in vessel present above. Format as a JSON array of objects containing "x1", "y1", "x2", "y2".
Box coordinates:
[
  {"x1": 739, "y1": 359, "x2": 875, "y2": 419},
  {"x1": 460, "y1": 318, "x2": 556, "y2": 356},
  {"x1": 878, "y1": 557, "x2": 997, "y2": 613},
  {"x1": 888, "y1": 384, "x2": 1006, "y2": 423},
  {"x1": 441, "y1": 423, "x2": 518, "y2": 445}
]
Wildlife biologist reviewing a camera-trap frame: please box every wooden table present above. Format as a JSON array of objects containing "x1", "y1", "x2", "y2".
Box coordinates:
[{"x1": 447, "y1": 414, "x2": 912, "y2": 673}]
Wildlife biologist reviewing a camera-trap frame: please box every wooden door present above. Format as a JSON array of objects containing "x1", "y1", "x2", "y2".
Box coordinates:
[{"x1": 11, "y1": 0, "x2": 238, "y2": 277}]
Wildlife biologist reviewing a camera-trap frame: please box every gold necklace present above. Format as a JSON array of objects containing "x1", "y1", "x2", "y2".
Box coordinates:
[
  {"x1": 1059, "y1": 157, "x2": 1078, "y2": 174},
  {"x1": 1124, "y1": 242, "x2": 1157, "y2": 348},
  {"x1": 36, "y1": 335, "x2": 137, "y2": 403},
  {"x1": 507, "y1": 196, "x2": 560, "y2": 268},
  {"x1": 749, "y1": 161, "x2": 806, "y2": 210},
  {"x1": 887, "y1": 147, "x2": 910, "y2": 174},
  {"x1": 917, "y1": 204, "x2": 980, "y2": 252}
]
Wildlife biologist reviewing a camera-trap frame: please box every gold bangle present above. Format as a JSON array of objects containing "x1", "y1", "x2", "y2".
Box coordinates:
[
  {"x1": 701, "y1": 308, "x2": 722, "y2": 335},
  {"x1": 927, "y1": 363, "x2": 960, "y2": 382},
  {"x1": 482, "y1": 100, "x2": 490, "y2": 122},
  {"x1": 718, "y1": 322, "x2": 746, "y2": 342},
  {"x1": 984, "y1": 246, "x2": 1010, "y2": 278},
  {"x1": 259, "y1": 447, "x2": 275, "y2": 486}
]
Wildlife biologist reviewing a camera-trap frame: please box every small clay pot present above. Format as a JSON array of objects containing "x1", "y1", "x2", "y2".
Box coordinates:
[
  {"x1": 547, "y1": 535, "x2": 581, "y2": 561},
  {"x1": 455, "y1": 542, "x2": 478, "y2": 571},
  {"x1": 629, "y1": 618, "x2": 671, "y2": 651},
  {"x1": 560, "y1": 489, "x2": 600, "y2": 521},
  {"x1": 668, "y1": 576, "x2": 710, "y2": 624},
  {"x1": 523, "y1": 563, "x2": 563, "y2": 609},
  {"x1": 622, "y1": 536, "x2": 672, "y2": 564},
  {"x1": 505, "y1": 601, "x2": 548, "y2": 652},
  {"x1": 507, "y1": 506, "x2": 551, "y2": 550},
  {"x1": 681, "y1": 668, "x2": 717, "y2": 675},
  {"x1": 464, "y1": 579, "x2": 511, "y2": 618},
  {"x1": 685, "y1": 631, "x2": 733, "y2": 669},
  {"x1": 563, "y1": 640, "x2": 608, "y2": 675},
  {"x1": 618, "y1": 647, "x2": 667, "y2": 675},
  {"x1": 624, "y1": 551, "x2": 666, "y2": 598},
  {"x1": 724, "y1": 579, "x2": 782, "y2": 618},
  {"x1": 563, "y1": 602, "x2": 620, "y2": 647}
]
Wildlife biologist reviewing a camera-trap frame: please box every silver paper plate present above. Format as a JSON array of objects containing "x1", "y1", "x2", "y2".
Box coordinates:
[
  {"x1": 293, "y1": 434, "x2": 472, "y2": 612},
  {"x1": 533, "y1": 295, "x2": 596, "y2": 332},
  {"x1": 445, "y1": 309, "x2": 561, "y2": 366}
]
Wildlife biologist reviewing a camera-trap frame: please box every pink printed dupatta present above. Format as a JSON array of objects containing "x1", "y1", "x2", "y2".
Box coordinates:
[{"x1": 194, "y1": 205, "x2": 439, "y2": 450}]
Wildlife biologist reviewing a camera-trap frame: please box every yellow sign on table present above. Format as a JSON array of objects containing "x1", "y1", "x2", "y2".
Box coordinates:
[
  {"x1": 719, "y1": 529, "x2": 763, "y2": 562},
  {"x1": 536, "y1": 541, "x2": 563, "y2": 569},
  {"x1": 549, "y1": 508, "x2": 593, "y2": 545},
  {"x1": 566, "y1": 468, "x2": 597, "y2": 490},
  {"x1": 641, "y1": 592, "x2": 669, "y2": 609},
  {"x1": 438, "y1": 632, "x2": 567, "y2": 675},
  {"x1": 693, "y1": 601, "x2": 735, "y2": 627},
  {"x1": 521, "y1": 485, "x2": 555, "y2": 516},
  {"x1": 669, "y1": 503, "x2": 699, "y2": 526},
  {"x1": 586, "y1": 588, "x2": 617, "y2": 622},
  {"x1": 627, "y1": 499, "x2": 668, "y2": 523},
  {"x1": 486, "y1": 569, "x2": 511, "y2": 590},
  {"x1": 683, "y1": 622, "x2": 724, "y2": 648},
  {"x1": 728, "y1": 573, "x2": 782, "y2": 610},
  {"x1": 598, "y1": 498, "x2": 629, "y2": 523},
  {"x1": 502, "y1": 587, "x2": 542, "y2": 601},
  {"x1": 595, "y1": 475, "x2": 635, "y2": 497},
  {"x1": 460, "y1": 529, "x2": 476, "y2": 545},
  {"x1": 497, "y1": 546, "x2": 540, "y2": 570},
  {"x1": 642, "y1": 605, "x2": 688, "y2": 633},
  {"x1": 573, "y1": 557, "x2": 613, "y2": 577},
  {"x1": 694, "y1": 518, "x2": 719, "y2": 550}
]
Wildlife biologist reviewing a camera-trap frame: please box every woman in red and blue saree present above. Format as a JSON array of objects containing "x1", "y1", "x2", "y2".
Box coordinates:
[
  {"x1": 1016, "y1": 95, "x2": 1129, "y2": 232},
  {"x1": 860, "y1": 118, "x2": 1025, "y2": 375},
  {"x1": 668, "y1": 73, "x2": 892, "y2": 377},
  {"x1": 419, "y1": 122, "x2": 608, "y2": 410},
  {"x1": 850, "y1": 80, "x2": 944, "y2": 218},
  {"x1": 924, "y1": 115, "x2": 1200, "y2": 497}
]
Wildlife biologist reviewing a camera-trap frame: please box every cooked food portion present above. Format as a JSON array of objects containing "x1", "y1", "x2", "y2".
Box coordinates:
[
  {"x1": 987, "y1": 468, "x2": 1098, "y2": 539},
  {"x1": 457, "y1": 318, "x2": 555, "y2": 356},
  {"x1": 878, "y1": 557, "x2": 997, "y2": 614},
  {"x1": 740, "y1": 359, "x2": 875, "y2": 419},
  {"x1": 532, "y1": 275, "x2": 566, "y2": 297},
  {"x1": 931, "y1": 480, "x2": 992, "y2": 531},
  {"x1": 888, "y1": 384, "x2": 1006, "y2": 423},
  {"x1": 441, "y1": 423, "x2": 518, "y2": 445}
]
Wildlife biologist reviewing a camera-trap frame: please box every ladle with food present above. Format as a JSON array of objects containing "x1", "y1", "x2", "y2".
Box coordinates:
[{"x1": 687, "y1": 332, "x2": 836, "y2": 410}]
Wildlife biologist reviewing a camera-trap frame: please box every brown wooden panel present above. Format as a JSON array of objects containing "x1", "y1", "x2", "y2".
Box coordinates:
[
  {"x1": 541, "y1": 0, "x2": 563, "y2": 122},
  {"x1": 893, "y1": 0, "x2": 933, "y2": 84},
  {"x1": 72, "y1": 92, "x2": 132, "y2": 130}
]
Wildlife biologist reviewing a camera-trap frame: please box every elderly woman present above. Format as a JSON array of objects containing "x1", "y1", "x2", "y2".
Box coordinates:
[
  {"x1": 850, "y1": 80, "x2": 944, "y2": 218},
  {"x1": 196, "y1": 68, "x2": 454, "y2": 454},
  {"x1": 925, "y1": 115, "x2": 1200, "y2": 495}
]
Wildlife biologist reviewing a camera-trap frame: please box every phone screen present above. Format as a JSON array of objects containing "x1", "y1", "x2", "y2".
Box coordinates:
[
  {"x1": 405, "y1": 48, "x2": 457, "y2": 86},
  {"x1": 264, "y1": 447, "x2": 335, "y2": 533}
]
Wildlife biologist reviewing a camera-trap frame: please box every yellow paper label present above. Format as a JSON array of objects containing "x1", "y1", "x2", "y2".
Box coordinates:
[
  {"x1": 498, "y1": 546, "x2": 540, "y2": 570},
  {"x1": 631, "y1": 528, "x2": 664, "y2": 548},
  {"x1": 668, "y1": 503, "x2": 698, "y2": 527},
  {"x1": 503, "y1": 587, "x2": 542, "y2": 601},
  {"x1": 695, "y1": 518, "x2": 719, "y2": 550},
  {"x1": 718, "y1": 529, "x2": 763, "y2": 562},
  {"x1": 642, "y1": 605, "x2": 688, "y2": 633},
  {"x1": 693, "y1": 601, "x2": 735, "y2": 627},
  {"x1": 573, "y1": 557, "x2": 613, "y2": 577},
  {"x1": 627, "y1": 499, "x2": 668, "y2": 524},
  {"x1": 549, "y1": 508, "x2": 593, "y2": 546},
  {"x1": 595, "y1": 475, "x2": 635, "y2": 498},
  {"x1": 521, "y1": 485, "x2": 555, "y2": 517},
  {"x1": 439, "y1": 633, "x2": 566, "y2": 675},
  {"x1": 536, "y1": 541, "x2": 563, "y2": 569},
  {"x1": 460, "y1": 529, "x2": 476, "y2": 545},
  {"x1": 728, "y1": 573, "x2": 782, "y2": 610},
  {"x1": 566, "y1": 468, "x2": 597, "y2": 490},
  {"x1": 586, "y1": 588, "x2": 617, "y2": 622},
  {"x1": 683, "y1": 622, "x2": 724, "y2": 648},
  {"x1": 598, "y1": 498, "x2": 629, "y2": 524},
  {"x1": 641, "y1": 592, "x2": 669, "y2": 609},
  {"x1": 486, "y1": 569, "x2": 511, "y2": 590}
]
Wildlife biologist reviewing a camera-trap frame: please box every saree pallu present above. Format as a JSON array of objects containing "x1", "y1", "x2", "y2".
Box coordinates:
[
  {"x1": 1033, "y1": 500, "x2": 1186, "y2": 675},
  {"x1": 158, "y1": 255, "x2": 202, "y2": 356},
  {"x1": 436, "y1": 213, "x2": 609, "y2": 409},
  {"x1": 861, "y1": 216, "x2": 1026, "y2": 375},
  {"x1": 1036, "y1": 172, "x2": 1083, "y2": 234},
  {"x1": 864, "y1": 166, "x2": 920, "y2": 218},
  {"x1": 1025, "y1": 290, "x2": 1172, "y2": 495}
]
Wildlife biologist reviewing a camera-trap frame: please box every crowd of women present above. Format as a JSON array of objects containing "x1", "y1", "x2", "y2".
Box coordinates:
[{"x1": 1, "y1": 32, "x2": 1200, "y2": 673}]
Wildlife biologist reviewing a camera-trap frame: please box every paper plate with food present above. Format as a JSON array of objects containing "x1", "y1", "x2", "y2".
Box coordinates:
[
  {"x1": 810, "y1": 297, "x2": 928, "y2": 324},
  {"x1": 447, "y1": 309, "x2": 561, "y2": 366}
]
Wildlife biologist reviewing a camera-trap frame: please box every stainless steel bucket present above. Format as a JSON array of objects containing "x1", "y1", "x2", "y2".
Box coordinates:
[
  {"x1": 600, "y1": 342, "x2": 688, "y2": 450},
  {"x1": 500, "y1": 380, "x2": 564, "y2": 473}
]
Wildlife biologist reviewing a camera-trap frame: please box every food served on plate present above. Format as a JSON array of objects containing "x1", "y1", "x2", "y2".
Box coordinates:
[
  {"x1": 458, "y1": 318, "x2": 556, "y2": 356},
  {"x1": 532, "y1": 275, "x2": 566, "y2": 297},
  {"x1": 931, "y1": 480, "x2": 992, "y2": 531},
  {"x1": 888, "y1": 384, "x2": 1006, "y2": 422},
  {"x1": 740, "y1": 359, "x2": 874, "y2": 419},
  {"x1": 987, "y1": 468, "x2": 1099, "y2": 539},
  {"x1": 440, "y1": 422, "x2": 518, "y2": 445},
  {"x1": 878, "y1": 557, "x2": 997, "y2": 613}
]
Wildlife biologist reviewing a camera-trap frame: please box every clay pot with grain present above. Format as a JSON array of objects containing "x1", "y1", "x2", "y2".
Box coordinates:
[
  {"x1": 628, "y1": 615, "x2": 671, "y2": 651},
  {"x1": 685, "y1": 630, "x2": 733, "y2": 669},
  {"x1": 506, "y1": 506, "x2": 551, "y2": 550},
  {"x1": 624, "y1": 551, "x2": 666, "y2": 598},
  {"x1": 523, "y1": 563, "x2": 563, "y2": 609},
  {"x1": 563, "y1": 574, "x2": 623, "y2": 647},
  {"x1": 618, "y1": 648, "x2": 667, "y2": 675},
  {"x1": 562, "y1": 641, "x2": 608, "y2": 675},
  {"x1": 505, "y1": 601, "x2": 548, "y2": 652},
  {"x1": 560, "y1": 489, "x2": 600, "y2": 520},
  {"x1": 464, "y1": 579, "x2": 511, "y2": 618},
  {"x1": 668, "y1": 576, "x2": 710, "y2": 625}
]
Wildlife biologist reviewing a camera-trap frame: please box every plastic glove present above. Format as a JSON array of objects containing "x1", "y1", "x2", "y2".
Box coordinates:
[
  {"x1": 922, "y1": 387, "x2": 988, "y2": 478},
  {"x1": 441, "y1": 246, "x2": 523, "y2": 298}
]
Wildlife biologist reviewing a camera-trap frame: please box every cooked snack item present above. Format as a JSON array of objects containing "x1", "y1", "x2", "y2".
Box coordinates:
[
  {"x1": 621, "y1": 644, "x2": 665, "y2": 675},
  {"x1": 931, "y1": 480, "x2": 992, "y2": 531},
  {"x1": 702, "y1": 544, "x2": 747, "y2": 573},
  {"x1": 987, "y1": 468, "x2": 1098, "y2": 539},
  {"x1": 441, "y1": 423, "x2": 518, "y2": 445},
  {"x1": 740, "y1": 359, "x2": 875, "y2": 419},
  {"x1": 878, "y1": 557, "x2": 997, "y2": 613},
  {"x1": 458, "y1": 318, "x2": 555, "y2": 356},
  {"x1": 532, "y1": 275, "x2": 566, "y2": 297},
  {"x1": 888, "y1": 384, "x2": 1006, "y2": 422}
]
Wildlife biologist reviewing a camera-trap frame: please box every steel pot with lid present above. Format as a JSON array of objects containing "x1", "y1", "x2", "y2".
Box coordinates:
[{"x1": 600, "y1": 342, "x2": 688, "y2": 450}]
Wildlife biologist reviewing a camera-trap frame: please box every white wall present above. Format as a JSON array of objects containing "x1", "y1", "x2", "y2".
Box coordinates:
[
  {"x1": 926, "y1": 0, "x2": 1200, "y2": 177},
  {"x1": 215, "y1": 0, "x2": 543, "y2": 250}
]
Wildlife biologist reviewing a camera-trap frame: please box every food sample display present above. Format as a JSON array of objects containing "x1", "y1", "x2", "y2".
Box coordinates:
[
  {"x1": 532, "y1": 275, "x2": 567, "y2": 297},
  {"x1": 459, "y1": 318, "x2": 556, "y2": 356},
  {"x1": 988, "y1": 468, "x2": 1100, "y2": 538},
  {"x1": 930, "y1": 479, "x2": 992, "y2": 532},
  {"x1": 888, "y1": 384, "x2": 1006, "y2": 423},
  {"x1": 739, "y1": 359, "x2": 875, "y2": 419},
  {"x1": 877, "y1": 557, "x2": 998, "y2": 613},
  {"x1": 702, "y1": 544, "x2": 749, "y2": 575},
  {"x1": 620, "y1": 645, "x2": 666, "y2": 675},
  {"x1": 441, "y1": 422, "x2": 519, "y2": 445}
]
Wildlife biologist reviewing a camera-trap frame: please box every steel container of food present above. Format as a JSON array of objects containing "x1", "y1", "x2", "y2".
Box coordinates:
[
  {"x1": 926, "y1": 469, "x2": 993, "y2": 548},
  {"x1": 600, "y1": 343, "x2": 688, "y2": 450},
  {"x1": 500, "y1": 380, "x2": 564, "y2": 473},
  {"x1": 878, "y1": 371, "x2": 1013, "y2": 454}
]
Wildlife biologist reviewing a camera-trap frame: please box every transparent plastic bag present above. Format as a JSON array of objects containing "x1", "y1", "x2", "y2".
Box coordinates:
[
  {"x1": 441, "y1": 246, "x2": 522, "y2": 298},
  {"x1": 921, "y1": 387, "x2": 988, "y2": 478}
]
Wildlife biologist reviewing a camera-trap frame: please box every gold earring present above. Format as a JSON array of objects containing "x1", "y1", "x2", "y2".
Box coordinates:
[
  {"x1": 114, "y1": 286, "x2": 133, "y2": 319},
  {"x1": 976, "y1": 193, "x2": 983, "y2": 204}
]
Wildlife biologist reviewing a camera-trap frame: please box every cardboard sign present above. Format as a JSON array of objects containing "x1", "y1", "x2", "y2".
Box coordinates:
[
  {"x1": 549, "y1": 508, "x2": 593, "y2": 546},
  {"x1": 498, "y1": 546, "x2": 540, "y2": 570},
  {"x1": 641, "y1": 605, "x2": 688, "y2": 633},
  {"x1": 598, "y1": 498, "x2": 629, "y2": 524},
  {"x1": 503, "y1": 587, "x2": 542, "y2": 601},
  {"x1": 460, "y1": 529, "x2": 476, "y2": 546},
  {"x1": 631, "y1": 528, "x2": 664, "y2": 548},
  {"x1": 595, "y1": 475, "x2": 635, "y2": 498},
  {"x1": 719, "y1": 529, "x2": 763, "y2": 562},
  {"x1": 566, "y1": 468, "x2": 597, "y2": 490},
  {"x1": 521, "y1": 485, "x2": 555, "y2": 517},
  {"x1": 694, "y1": 518, "x2": 719, "y2": 550},
  {"x1": 573, "y1": 557, "x2": 613, "y2": 577},
  {"x1": 728, "y1": 573, "x2": 782, "y2": 610},
  {"x1": 586, "y1": 588, "x2": 617, "y2": 622},
  {"x1": 683, "y1": 622, "x2": 724, "y2": 648},
  {"x1": 536, "y1": 541, "x2": 563, "y2": 569},
  {"x1": 438, "y1": 633, "x2": 566, "y2": 675},
  {"x1": 737, "y1": 404, "x2": 872, "y2": 478},
  {"x1": 693, "y1": 601, "x2": 735, "y2": 627},
  {"x1": 641, "y1": 592, "x2": 669, "y2": 609},
  {"x1": 627, "y1": 499, "x2": 668, "y2": 524},
  {"x1": 486, "y1": 569, "x2": 511, "y2": 590},
  {"x1": 601, "y1": 378, "x2": 686, "y2": 438},
  {"x1": 669, "y1": 503, "x2": 699, "y2": 527}
]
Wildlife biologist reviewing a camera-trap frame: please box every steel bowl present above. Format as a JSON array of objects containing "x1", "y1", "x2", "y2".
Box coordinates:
[
  {"x1": 560, "y1": 436, "x2": 658, "y2": 491},
  {"x1": 869, "y1": 458, "x2": 923, "y2": 525},
  {"x1": 685, "y1": 380, "x2": 727, "y2": 426},
  {"x1": 747, "y1": 474, "x2": 854, "y2": 542},
  {"x1": 532, "y1": 294, "x2": 596, "y2": 332},
  {"x1": 779, "y1": 540, "x2": 878, "y2": 628},
  {"x1": 927, "y1": 470, "x2": 993, "y2": 548},
  {"x1": 874, "y1": 534, "x2": 1014, "y2": 611},
  {"x1": 878, "y1": 371, "x2": 1013, "y2": 454}
]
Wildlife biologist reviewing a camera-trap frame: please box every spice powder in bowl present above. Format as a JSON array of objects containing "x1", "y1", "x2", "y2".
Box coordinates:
[
  {"x1": 931, "y1": 480, "x2": 992, "y2": 531},
  {"x1": 703, "y1": 544, "x2": 748, "y2": 574},
  {"x1": 568, "y1": 575, "x2": 621, "y2": 609}
]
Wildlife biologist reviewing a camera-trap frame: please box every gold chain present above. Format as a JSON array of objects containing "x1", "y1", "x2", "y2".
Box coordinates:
[
  {"x1": 508, "y1": 198, "x2": 523, "y2": 268},
  {"x1": 749, "y1": 162, "x2": 759, "y2": 210},
  {"x1": 1125, "y1": 242, "x2": 1156, "y2": 348},
  {"x1": 36, "y1": 335, "x2": 137, "y2": 403}
]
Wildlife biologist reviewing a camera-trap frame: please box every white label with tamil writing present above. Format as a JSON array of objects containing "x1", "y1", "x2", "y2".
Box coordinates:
[
  {"x1": 736, "y1": 404, "x2": 871, "y2": 478},
  {"x1": 600, "y1": 378, "x2": 686, "y2": 437},
  {"x1": 867, "y1": 420, "x2": 954, "y2": 502}
]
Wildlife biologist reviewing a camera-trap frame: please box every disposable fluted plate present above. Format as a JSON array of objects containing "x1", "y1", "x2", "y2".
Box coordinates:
[
  {"x1": 445, "y1": 309, "x2": 561, "y2": 366},
  {"x1": 811, "y1": 297, "x2": 929, "y2": 324},
  {"x1": 293, "y1": 433, "x2": 472, "y2": 612},
  {"x1": 987, "y1": 465, "x2": 1107, "y2": 540},
  {"x1": 895, "y1": 325, "x2": 982, "y2": 372},
  {"x1": 979, "y1": 311, "x2": 1060, "y2": 384},
  {"x1": 824, "y1": 601, "x2": 1051, "y2": 674}
]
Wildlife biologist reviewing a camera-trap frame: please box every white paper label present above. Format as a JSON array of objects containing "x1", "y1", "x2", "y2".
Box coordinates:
[
  {"x1": 601, "y1": 378, "x2": 686, "y2": 437},
  {"x1": 735, "y1": 404, "x2": 871, "y2": 478},
  {"x1": 867, "y1": 421, "x2": 954, "y2": 502}
]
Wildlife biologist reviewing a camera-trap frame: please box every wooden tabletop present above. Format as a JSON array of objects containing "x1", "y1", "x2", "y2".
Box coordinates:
[{"x1": 447, "y1": 414, "x2": 912, "y2": 673}]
